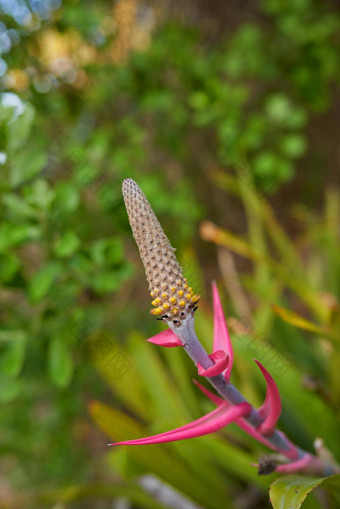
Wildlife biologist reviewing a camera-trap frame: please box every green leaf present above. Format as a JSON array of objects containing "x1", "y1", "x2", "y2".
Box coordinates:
[
  {"x1": 48, "y1": 337, "x2": 74, "y2": 388},
  {"x1": 189, "y1": 91, "x2": 210, "y2": 110},
  {"x1": 105, "y1": 239, "x2": 124, "y2": 264},
  {"x1": 7, "y1": 103, "x2": 35, "y2": 153},
  {"x1": 25, "y1": 179, "x2": 54, "y2": 210},
  {"x1": 53, "y1": 182, "x2": 80, "y2": 214},
  {"x1": 0, "y1": 252, "x2": 20, "y2": 281},
  {"x1": 254, "y1": 151, "x2": 293, "y2": 182},
  {"x1": 0, "y1": 223, "x2": 41, "y2": 252},
  {"x1": 54, "y1": 231, "x2": 80, "y2": 257},
  {"x1": 0, "y1": 374, "x2": 23, "y2": 402},
  {"x1": 29, "y1": 262, "x2": 62, "y2": 302},
  {"x1": 284, "y1": 109, "x2": 308, "y2": 129},
  {"x1": 270, "y1": 474, "x2": 340, "y2": 509},
  {"x1": 279, "y1": 134, "x2": 307, "y2": 159},
  {"x1": 89, "y1": 271, "x2": 121, "y2": 293},
  {"x1": 89, "y1": 238, "x2": 124, "y2": 266},
  {"x1": 272, "y1": 304, "x2": 337, "y2": 343},
  {"x1": 0, "y1": 331, "x2": 27, "y2": 377},
  {"x1": 9, "y1": 145, "x2": 47, "y2": 188},
  {"x1": 265, "y1": 94, "x2": 293, "y2": 124},
  {"x1": 2, "y1": 193, "x2": 37, "y2": 219}
]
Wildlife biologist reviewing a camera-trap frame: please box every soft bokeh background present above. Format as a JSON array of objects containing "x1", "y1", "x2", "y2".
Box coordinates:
[{"x1": 1, "y1": 1, "x2": 340, "y2": 508}]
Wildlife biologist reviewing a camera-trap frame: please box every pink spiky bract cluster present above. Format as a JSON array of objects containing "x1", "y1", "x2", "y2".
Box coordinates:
[{"x1": 109, "y1": 281, "x2": 283, "y2": 463}]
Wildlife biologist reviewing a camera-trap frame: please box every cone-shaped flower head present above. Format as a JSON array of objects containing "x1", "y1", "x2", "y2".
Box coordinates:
[{"x1": 122, "y1": 178, "x2": 200, "y2": 326}]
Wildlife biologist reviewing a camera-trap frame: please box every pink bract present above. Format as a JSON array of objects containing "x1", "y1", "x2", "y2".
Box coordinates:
[
  {"x1": 146, "y1": 329, "x2": 184, "y2": 347},
  {"x1": 197, "y1": 350, "x2": 229, "y2": 377},
  {"x1": 255, "y1": 360, "x2": 282, "y2": 436},
  {"x1": 212, "y1": 282, "x2": 233, "y2": 379},
  {"x1": 109, "y1": 402, "x2": 251, "y2": 446},
  {"x1": 193, "y1": 380, "x2": 277, "y2": 450}
]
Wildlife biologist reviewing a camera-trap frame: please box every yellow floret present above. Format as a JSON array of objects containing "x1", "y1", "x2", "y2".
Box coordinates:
[
  {"x1": 191, "y1": 294, "x2": 200, "y2": 303},
  {"x1": 150, "y1": 307, "x2": 163, "y2": 316}
]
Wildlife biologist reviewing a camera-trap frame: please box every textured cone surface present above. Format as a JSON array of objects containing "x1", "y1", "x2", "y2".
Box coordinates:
[{"x1": 122, "y1": 178, "x2": 199, "y2": 325}]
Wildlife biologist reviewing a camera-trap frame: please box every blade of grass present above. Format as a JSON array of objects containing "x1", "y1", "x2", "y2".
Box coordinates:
[
  {"x1": 212, "y1": 170, "x2": 306, "y2": 279},
  {"x1": 272, "y1": 305, "x2": 338, "y2": 344},
  {"x1": 200, "y1": 221, "x2": 328, "y2": 322},
  {"x1": 87, "y1": 332, "x2": 150, "y2": 421}
]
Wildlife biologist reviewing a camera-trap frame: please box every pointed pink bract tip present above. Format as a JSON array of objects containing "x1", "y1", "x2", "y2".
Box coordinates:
[
  {"x1": 111, "y1": 403, "x2": 252, "y2": 447},
  {"x1": 254, "y1": 359, "x2": 282, "y2": 436},
  {"x1": 146, "y1": 329, "x2": 184, "y2": 347},
  {"x1": 211, "y1": 282, "x2": 233, "y2": 379}
]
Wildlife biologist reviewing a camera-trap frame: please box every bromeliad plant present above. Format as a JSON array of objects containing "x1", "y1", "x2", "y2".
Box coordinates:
[{"x1": 112, "y1": 178, "x2": 338, "y2": 476}]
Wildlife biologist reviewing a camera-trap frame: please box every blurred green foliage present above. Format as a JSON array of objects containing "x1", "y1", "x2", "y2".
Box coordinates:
[{"x1": 1, "y1": 0, "x2": 340, "y2": 507}]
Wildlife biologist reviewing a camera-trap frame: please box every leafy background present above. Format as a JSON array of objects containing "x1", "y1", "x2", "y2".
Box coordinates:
[{"x1": 0, "y1": 0, "x2": 340, "y2": 507}]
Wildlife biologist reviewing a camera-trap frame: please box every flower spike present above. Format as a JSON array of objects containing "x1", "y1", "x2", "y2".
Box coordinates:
[
  {"x1": 254, "y1": 360, "x2": 282, "y2": 436},
  {"x1": 122, "y1": 178, "x2": 200, "y2": 329},
  {"x1": 108, "y1": 402, "x2": 251, "y2": 446},
  {"x1": 146, "y1": 329, "x2": 184, "y2": 347}
]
